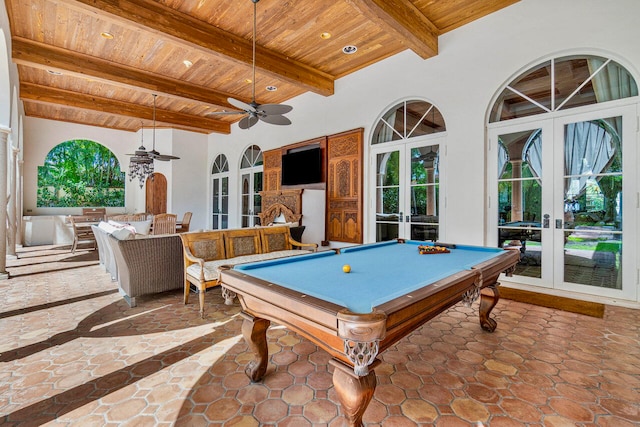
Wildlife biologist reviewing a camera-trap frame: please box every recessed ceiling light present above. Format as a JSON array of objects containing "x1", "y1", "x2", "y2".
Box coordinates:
[
  {"x1": 47, "y1": 70, "x2": 63, "y2": 75},
  {"x1": 100, "y1": 32, "x2": 114, "y2": 39},
  {"x1": 342, "y1": 45, "x2": 357, "y2": 54},
  {"x1": 266, "y1": 85, "x2": 277, "y2": 92},
  {"x1": 320, "y1": 32, "x2": 331, "y2": 39},
  {"x1": 183, "y1": 60, "x2": 193, "y2": 68},
  {"x1": 245, "y1": 78, "x2": 253, "y2": 84}
]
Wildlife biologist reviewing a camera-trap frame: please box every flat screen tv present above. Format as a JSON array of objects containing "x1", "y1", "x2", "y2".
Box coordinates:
[{"x1": 281, "y1": 147, "x2": 322, "y2": 186}]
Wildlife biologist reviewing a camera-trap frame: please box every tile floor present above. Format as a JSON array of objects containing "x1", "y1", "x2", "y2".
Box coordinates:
[{"x1": 1, "y1": 245, "x2": 639, "y2": 426}]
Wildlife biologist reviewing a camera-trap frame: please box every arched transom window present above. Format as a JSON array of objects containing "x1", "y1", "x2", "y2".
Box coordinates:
[
  {"x1": 372, "y1": 100, "x2": 446, "y2": 144},
  {"x1": 490, "y1": 54, "x2": 638, "y2": 122}
]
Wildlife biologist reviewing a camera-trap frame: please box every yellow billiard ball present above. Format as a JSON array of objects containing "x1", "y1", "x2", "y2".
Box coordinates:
[{"x1": 342, "y1": 264, "x2": 351, "y2": 273}]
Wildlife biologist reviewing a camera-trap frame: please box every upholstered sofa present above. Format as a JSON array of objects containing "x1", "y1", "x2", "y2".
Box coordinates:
[
  {"x1": 181, "y1": 226, "x2": 317, "y2": 317},
  {"x1": 91, "y1": 224, "x2": 118, "y2": 281}
]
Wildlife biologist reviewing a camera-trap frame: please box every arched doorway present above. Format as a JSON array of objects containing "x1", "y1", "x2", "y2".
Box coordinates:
[
  {"x1": 370, "y1": 99, "x2": 446, "y2": 242},
  {"x1": 487, "y1": 53, "x2": 638, "y2": 301}
]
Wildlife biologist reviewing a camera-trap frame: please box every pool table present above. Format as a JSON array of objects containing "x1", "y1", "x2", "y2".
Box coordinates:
[{"x1": 219, "y1": 239, "x2": 519, "y2": 426}]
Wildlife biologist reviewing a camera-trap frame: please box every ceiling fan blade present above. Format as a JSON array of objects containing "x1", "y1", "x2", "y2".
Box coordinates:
[
  {"x1": 228, "y1": 97, "x2": 255, "y2": 112},
  {"x1": 259, "y1": 114, "x2": 292, "y2": 126},
  {"x1": 154, "y1": 154, "x2": 180, "y2": 161},
  {"x1": 148, "y1": 150, "x2": 180, "y2": 161},
  {"x1": 206, "y1": 110, "x2": 246, "y2": 116},
  {"x1": 258, "y1": 104, "x2": 293, "y2": 115},
  {"x1": 239, "y1": 115, "x2": 259, "y2": 129}
]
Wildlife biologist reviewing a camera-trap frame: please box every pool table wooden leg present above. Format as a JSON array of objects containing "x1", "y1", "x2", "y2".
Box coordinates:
[
  {"x1": 479, "y1": 283, "x2": 499, "y2": 332},
  {"x1": 241, "y1": 313, "x2": 271, "y2": 382},
  {"x1": 330, "y1": 359, "x2": 376, "y2": 427}
]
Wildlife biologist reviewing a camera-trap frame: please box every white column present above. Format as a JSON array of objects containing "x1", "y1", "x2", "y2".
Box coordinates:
[
  {"x1": 16, "y1": 159, "x2": 23, "y2": 247},
  {"x1": 0, "y1": 126, "x2": 10, "y2": 279},
  {"x1": 6, "y1": 145, "x2": 17, "y2": 256},
  {"x1": 425, "y1": 167, "x2": 435, "y2": 216},
  {"x1": 510, "y1": 160, "x2": 523, "y2": 222}
]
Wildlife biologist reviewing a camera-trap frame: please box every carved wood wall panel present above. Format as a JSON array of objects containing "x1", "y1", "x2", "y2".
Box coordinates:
[
  {"x1": 263, "y1": 149, "x2": 282, "y2": 192},
  {"x1": 258, "y1": 189, "x2": 303, "y2": 225},
  {"x1": 326, "y1": 128, "x2": 363, "y2": 243}
]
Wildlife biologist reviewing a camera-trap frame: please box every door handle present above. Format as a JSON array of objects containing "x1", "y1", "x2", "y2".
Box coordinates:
[
  {"x1": 543, "y1": 214, "x2": 550, "y2": 228},
  {"x1": 398, "y1": 212, "x2": 403, "y2": 222},
  {"x1": 555, "y1": 219, "x2": 563, "y2": 229}
]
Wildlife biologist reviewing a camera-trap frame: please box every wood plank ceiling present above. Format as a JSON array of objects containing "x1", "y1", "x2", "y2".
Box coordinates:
[{"x1": 5, "y1": 0, "x2": 519, "y2": 135}]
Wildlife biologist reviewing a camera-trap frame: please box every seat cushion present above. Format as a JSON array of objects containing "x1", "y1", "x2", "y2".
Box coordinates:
[{"x1": 186, "y1": 250, "x2": 311, "y2": 283}]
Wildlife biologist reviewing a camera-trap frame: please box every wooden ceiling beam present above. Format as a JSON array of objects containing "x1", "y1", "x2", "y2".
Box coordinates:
[
  {"x1": 60, "y1": 0, "x2": 335, "y2": 96},
  {"x1": 12, "y1": 37, "x2": 241, "y2": 110},
  {"x1": 346, "y1": 0, "x2": 438, "y2": 59},
  {"x1": 20, "y1": 82, "x2": 231, "y2": 134}
]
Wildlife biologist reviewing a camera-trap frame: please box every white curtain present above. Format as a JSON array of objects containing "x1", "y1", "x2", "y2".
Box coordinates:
[{"x1": 563, "y1": 121, "x2": 616, "y2": 200}]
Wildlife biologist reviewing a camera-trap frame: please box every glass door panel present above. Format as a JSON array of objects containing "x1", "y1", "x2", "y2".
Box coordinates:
[
  {"x1": 560, "y1": 116, "x2": 623, "y2": 290},
  {"x1": 409, "y1": 145, "x2": 439, "y2": 241},
  {"x1": 375, "y1": 150, "x2": 401, "y2": 241},
  {"x1": 212, "y1": 176, "x2": 229, "y2": 230},
  {"x1": 496, "y1": 129, "x2": 544, "y2": 278}
]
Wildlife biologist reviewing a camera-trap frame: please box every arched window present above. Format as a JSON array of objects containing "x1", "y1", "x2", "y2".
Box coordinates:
[
  {"x1": 240, "y1": 145, "x2": 263, "y2": 227},
  {"x1": 211, "y1": 154, "x2": 229, "y2": 229},
  {"x1": 37, "y1": 139, "x2": 125, "y2": 207},
  {"x1": 371, "y1": 100, "x2": 446, "y2": 242},
  {"x1": 490, "y1": 55, "x2": 637, "y2": 122},
  {"x1": 372, "y1": 100, "x2": 445, "y2": 144}
]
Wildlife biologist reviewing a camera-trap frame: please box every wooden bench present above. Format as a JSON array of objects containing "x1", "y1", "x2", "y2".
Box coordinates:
[{"x1": 180, "y1": 226, "x2": 317, "y2": 317}]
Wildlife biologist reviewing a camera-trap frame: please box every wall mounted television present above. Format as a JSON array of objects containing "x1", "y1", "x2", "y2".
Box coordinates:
[{"x1": 281, "y1": 146, "x2": 322, "y2": 186}]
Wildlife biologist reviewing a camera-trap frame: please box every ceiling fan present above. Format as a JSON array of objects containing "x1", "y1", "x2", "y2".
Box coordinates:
[
  {"x1": 208, "y1": 0, "x2": 292, "y2": 129},
  {"x1": 128, "y1": 94, "x2": 180, "y2": 162}
]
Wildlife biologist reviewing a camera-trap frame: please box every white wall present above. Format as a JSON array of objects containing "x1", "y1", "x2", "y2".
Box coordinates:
[
  {"x1": 207, "y1": 0, "x2": 640, "y2": 247},
  {"x1": 170, "y1": 129, "x2": 209, "y2": 230}
]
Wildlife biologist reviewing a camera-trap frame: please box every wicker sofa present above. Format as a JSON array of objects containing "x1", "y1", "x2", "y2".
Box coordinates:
[
  {"x1": 107, "y1": 233, "x2": 184, "y2": 307},
  {"x1": 181, "y1": 226, "x2": 317, "y2": 317}
]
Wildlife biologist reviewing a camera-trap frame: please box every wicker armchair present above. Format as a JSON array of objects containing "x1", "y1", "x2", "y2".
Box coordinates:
[{"x1": 108, "y1": 234, "x2": 184, "y2": 307}]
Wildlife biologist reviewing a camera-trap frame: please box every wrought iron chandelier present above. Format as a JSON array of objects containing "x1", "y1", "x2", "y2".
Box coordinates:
[{"x1": 128, "y1": 124, "x2": 154, "y2": 188}]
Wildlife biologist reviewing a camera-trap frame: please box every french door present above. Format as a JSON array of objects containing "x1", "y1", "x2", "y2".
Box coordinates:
[
  {"x1": 211, "y1": 175, "x2": 229, "y2": 229},
  {"x1": 211, "y1": 154, "x2": 229, "y2": 229},
  {"x1": 488, "y1": 104, "x2": 636, "y2": 300},
  {"x1": 371, "y1": 138, "x2": 443, "y2": 242},
  {"x1": 241, "y1": 168, "x2": 262, "y2": 227}
]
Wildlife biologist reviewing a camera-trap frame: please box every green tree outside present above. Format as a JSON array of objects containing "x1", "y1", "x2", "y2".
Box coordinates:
[{"x1": 37, "y1": 139, "x2": 125, "y2": 207}]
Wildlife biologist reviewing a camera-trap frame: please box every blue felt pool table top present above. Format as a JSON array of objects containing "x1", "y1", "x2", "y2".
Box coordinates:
[{"x1": 234, "y1": 240, "x2": 506, "y2": 314}]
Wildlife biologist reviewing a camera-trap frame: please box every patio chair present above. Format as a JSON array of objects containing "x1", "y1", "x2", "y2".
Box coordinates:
[
  {"x1": 151, "y1": 213, "x2": 177, "y2": 235},
  {"x1": 176, "y1": 212, "x2": 192, "y2": 233},
  {"x1": 70, "y1": 215, "x2": 98, "y2": 253}
]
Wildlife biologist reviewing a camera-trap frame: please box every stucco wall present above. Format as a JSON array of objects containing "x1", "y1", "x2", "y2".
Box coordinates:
[{"x1": 207, "y1": 0, "x2": 640, "y2": 246}]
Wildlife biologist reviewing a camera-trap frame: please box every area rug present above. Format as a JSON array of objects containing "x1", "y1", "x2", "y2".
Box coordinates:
[{"x1": 499, "y1": 287, "x2": 605, "y2": 318}]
